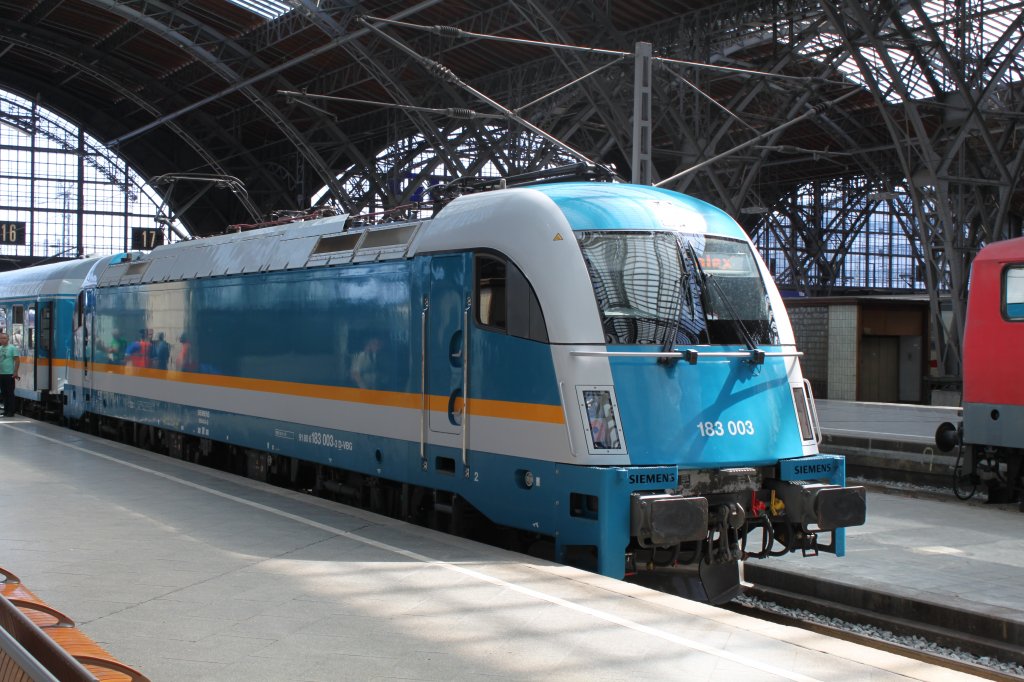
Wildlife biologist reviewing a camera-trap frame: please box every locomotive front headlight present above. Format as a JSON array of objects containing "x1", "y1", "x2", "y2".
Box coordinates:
[
  {"x1": 576, "y1": 387, "x2": 626, "y2": 454},
  {"x1": 523, "y1": 470, "x2": 534, "y2": 488}
]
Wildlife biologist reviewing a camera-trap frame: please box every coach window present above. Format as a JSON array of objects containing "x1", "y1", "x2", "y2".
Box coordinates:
[
  {"x1": 11, "y1": 305, "x2": 23, "y2": 350},
  {"x1": 26, "y1": 304, "x2": 36, "y2": 351},
  {"x1": 1005, "y1": 266, "x2": 1024, "y2": 320},
  {"x1": 474, "y1": 253, "x2": 549, "y2": 343}
]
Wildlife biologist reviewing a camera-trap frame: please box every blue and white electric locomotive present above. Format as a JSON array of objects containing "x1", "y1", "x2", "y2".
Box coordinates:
[{"x1": 6, "y1": 181, "x2": 866, "y2": 602}]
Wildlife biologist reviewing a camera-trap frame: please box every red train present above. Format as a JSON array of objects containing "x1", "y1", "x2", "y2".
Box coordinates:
[{"x1": 937, "y1": 236, "x2": 1024, "y2": 507}]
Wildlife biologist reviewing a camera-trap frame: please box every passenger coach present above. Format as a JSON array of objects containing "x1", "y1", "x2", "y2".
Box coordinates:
[{"x1": 0, "y1": 258, "x2": 103, "y2": 410}]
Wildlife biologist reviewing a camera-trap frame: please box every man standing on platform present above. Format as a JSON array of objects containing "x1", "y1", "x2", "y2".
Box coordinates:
[{"x1": 0, "y1": 332, "x2": 20, "y2": 417}]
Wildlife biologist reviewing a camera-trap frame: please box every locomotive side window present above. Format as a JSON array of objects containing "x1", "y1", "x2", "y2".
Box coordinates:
[
  {"x1": 1005, "y1": 266, "x2": 1024, "y2": 320},
  {"x1": 474, "y1": 253, "x2": 549, "y2": 343},
  {"x1": 74, "y1": 291, "x2": 84, "y2": 330},
  {"x1": 476, "y1": 255, "x2": 507, "y2": 330}
]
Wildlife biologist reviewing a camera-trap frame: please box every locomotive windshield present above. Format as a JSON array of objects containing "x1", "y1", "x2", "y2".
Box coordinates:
[{"x1": 578, "y1": 231, "x2": 779, "y2": 346}]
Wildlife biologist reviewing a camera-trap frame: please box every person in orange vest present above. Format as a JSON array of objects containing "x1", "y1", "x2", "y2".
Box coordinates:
[
  {"x1": 176, "y1": 333, "x2": 197, "y2": 372},
  {"x1": 125, "y1": 329, "x2": 151, "y2": 368}
]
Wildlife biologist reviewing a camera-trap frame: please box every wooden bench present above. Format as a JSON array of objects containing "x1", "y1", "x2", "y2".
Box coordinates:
[{"x1": 0, "y1": 566, "x2": 149, "y2": 682}]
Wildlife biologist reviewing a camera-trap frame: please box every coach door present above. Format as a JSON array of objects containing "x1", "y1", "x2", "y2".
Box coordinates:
[
  {"x1": 35, "y1": 301, "x2": 54, "y2": 393},
  {"x1": 425, "y1": 254, "x2": 470, "y2": 439}
]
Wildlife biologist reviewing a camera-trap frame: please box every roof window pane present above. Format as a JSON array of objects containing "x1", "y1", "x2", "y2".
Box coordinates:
[{"x1": 226, "y1": 0, "x2": 291, "y2": 21}]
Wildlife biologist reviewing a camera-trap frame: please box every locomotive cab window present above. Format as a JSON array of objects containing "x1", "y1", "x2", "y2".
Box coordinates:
[
  {"x1": 474, "y1": 253, "x2": 548, "y2": 343},
  {"x1": 1005, "y1": 266, "x2": 1024, "y2": 320},
  {"x1": 578, "y1": 231, "x2": 779, "y2": 347}
]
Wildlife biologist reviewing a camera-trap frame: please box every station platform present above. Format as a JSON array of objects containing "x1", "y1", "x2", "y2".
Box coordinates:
[
  {"x1": 0, "y1": 417, "x2": 990, "y2": 681},
  {"x1": 815, "y1": 399, "x2": 964, "y2": 481},
  {"x1": 816, "y1": 399, "x2": 961, "y2": 444},
  {"x1": 804, "y1": 398, "x2": 1023, "y2": 659},
  {"x1": 758, "y1": 484, "x2": 1024, "y2": 631}
]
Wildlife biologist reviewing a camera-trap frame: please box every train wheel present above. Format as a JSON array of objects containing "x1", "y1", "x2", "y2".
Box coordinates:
[{"x1": 952, "y1": 466, "x2": 977, "y2": 500}]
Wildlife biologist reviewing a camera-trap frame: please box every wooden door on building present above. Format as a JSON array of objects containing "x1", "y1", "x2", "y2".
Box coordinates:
[{"x1": 859, "y1": 335, "x2": 899, "y2": 402}]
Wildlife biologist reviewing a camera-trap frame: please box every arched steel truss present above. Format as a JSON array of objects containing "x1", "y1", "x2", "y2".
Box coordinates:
[{"x1": 1, "y1": 0, "x2": 1023, "y2": 380}]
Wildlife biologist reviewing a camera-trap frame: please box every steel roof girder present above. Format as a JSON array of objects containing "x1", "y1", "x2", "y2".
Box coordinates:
[{"x1": 0, "y1": 23, "x2": 263, "y2": 223}]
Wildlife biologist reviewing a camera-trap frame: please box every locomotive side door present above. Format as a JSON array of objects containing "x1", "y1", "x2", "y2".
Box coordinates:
[{"x1": 426, "y1": 254, "x2": 469, "y2": 437}]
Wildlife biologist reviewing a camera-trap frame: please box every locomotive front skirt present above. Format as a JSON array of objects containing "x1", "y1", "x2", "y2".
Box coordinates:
[{"x1": 0, "y1": 182, "x2": 865, "y2": 602}]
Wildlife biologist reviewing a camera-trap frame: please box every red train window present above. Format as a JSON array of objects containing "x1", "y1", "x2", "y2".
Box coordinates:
[{"x1": 1004, "y1": 265, "x2": 1024, "y2": 320}]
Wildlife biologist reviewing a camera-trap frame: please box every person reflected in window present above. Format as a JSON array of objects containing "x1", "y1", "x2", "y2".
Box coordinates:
[
  {"x1": 150, "y1": 332, "x2": 170, "y2": 370},
  {"x1": 104, "y1": 328, "x2": 127, "y2": 364},
  {"x1": 351, "y1": 337, "x2": 380, "y2": 389},
  {"x1": 176, "y1": 333, "x2": 197, "y2": 372},
  {"x1": 125, "y1": 329, "x2": 151, "y2": 368}
]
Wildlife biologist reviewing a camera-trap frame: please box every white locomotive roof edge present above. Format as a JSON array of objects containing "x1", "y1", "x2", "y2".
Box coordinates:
[{"x1": 90, "y1": 213, "x2": 432, "y2": 287}]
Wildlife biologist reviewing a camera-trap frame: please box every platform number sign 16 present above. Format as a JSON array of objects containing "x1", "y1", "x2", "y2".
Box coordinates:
[
  {"x1": 0, "y1": 221, "x2": 26, "y2": 246},
  {"x1": 131, "y1": 227, "x2": 164, "y2": 250}
]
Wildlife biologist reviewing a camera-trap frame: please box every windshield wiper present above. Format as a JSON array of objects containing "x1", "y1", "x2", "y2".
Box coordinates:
[
  {"x1": 685, "y1": 243, "x2": 762, "y2": 360},
  {"x1": 658, "y1": 267, "x2": 690, "y2": 366}
]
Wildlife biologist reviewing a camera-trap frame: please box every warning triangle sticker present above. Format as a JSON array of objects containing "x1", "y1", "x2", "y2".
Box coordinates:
[{"x1": 553, "y1": 233, "x2": 564, "y2": 241}]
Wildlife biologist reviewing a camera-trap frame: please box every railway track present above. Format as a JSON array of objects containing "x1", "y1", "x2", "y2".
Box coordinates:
[{"x1": 733, "y1": 564, "x2": 1024, "y2": 681}]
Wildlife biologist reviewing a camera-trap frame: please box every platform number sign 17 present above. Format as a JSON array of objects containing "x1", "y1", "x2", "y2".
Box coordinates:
[
  {"x1": 131, "y1": 227, "x2": 164, "y2": 250},
  {"x1": 0, "y1": 221, "x2": 26, "y2": 246}
]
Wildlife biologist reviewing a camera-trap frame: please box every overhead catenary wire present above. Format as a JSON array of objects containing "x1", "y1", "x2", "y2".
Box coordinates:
[
  {"x1": 362, "y1": 14, "x2": 862, "y2": 184},
  {"x1": 513, "y1": 57, "x2": 628, "y2": 114},
  {"x1": 662, "y1": 69, "x2": 759, "y2": 135},
  {"x1": 358, "y1": 16, "x2": 617, "y2": 177},
  {"x1": 363, "y1": 15, "x2": 854, "y2": 87},
  {"x1": 280, "y1": 91, "x2": 501, "y2": 120},
  {"x1": 655, "y1": 88, "x2": 862, "y2": 188},
  {"x1": 102, "y1": 0, "x2": 445, "y2": 148}
]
